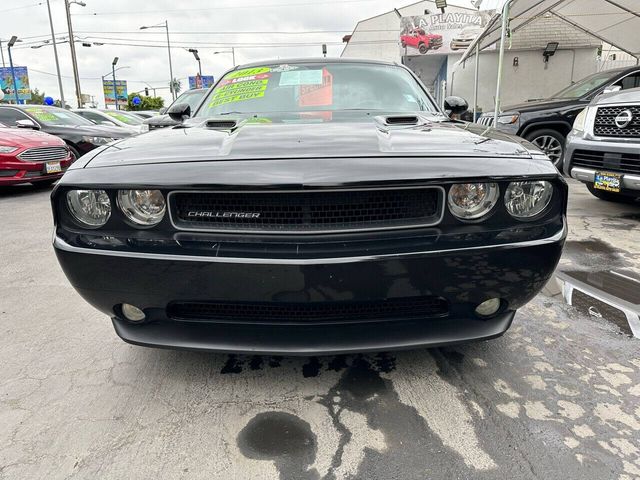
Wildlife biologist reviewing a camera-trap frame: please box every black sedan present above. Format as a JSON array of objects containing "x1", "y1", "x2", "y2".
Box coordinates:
[
  {"x1": 0, "y1": 105, "x2": 132, "y2": 158},
  {"x1": 52, "y1": 59, "x2": 567, "y2": 354}
]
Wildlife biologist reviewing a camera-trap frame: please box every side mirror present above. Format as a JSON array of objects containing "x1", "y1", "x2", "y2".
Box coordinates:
[
  {"x1": 16, "y1": 119, "x2": 39, "y2": 130},
  {"x1": 159, "y1": 107, "x2": 167, "y2": 115},
  {"x1": 167, "y1": 103, "x2": 191, "y2": 122},
  {"x1": 603, "y1": 85, "x2": 622, "y2": 94},
  {"x1": 443, "y1": 96, "x2": 469, "y2": 116}
]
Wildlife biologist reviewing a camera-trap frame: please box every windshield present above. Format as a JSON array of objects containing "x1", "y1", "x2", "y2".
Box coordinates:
[
  {"x1": 195, "y1": 62, "x2": 437, "y2": 118},
  {"x1": 24, "y1": 106, "x2": 95, "y2": 127},
  {"x1": 550, "y1": 70, "x2": 621, "y2": 99},
  {"x1": 102, "y1": 110, "x2": 143, "y2": 125},
  {"x1": 173, "y1": 90, "x2": 206, "y2": 110}
]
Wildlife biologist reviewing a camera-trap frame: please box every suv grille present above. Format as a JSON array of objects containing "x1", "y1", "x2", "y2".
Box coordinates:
[
  {"x1": 167, "y1": 296, "x2": 449, "y2": 324},
  {"x1": 17, "y1": 146, "x2": 69, "y2": 162},
  {"x1": 169, "y1": 188, "x2": 442, "y2": 233},
  {"x1": 594, "y1": 105, "x2": 640, "y2": 138},
  {"x1": 572, "y1": 150, "x2": 640, "y2": 175},
  {"x1": 477, "y1": 116, "x2": 494, "y2": 127}
]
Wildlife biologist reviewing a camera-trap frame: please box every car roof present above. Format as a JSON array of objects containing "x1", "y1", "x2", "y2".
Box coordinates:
[{"x1": 232, "y1": 57, "x2": 399, "y2": 70}]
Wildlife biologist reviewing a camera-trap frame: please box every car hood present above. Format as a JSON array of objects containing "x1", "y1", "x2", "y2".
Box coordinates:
[
  {"x1": 86, "y1": 116, "x2": 536, "y2": 168},
  {"x1": 44, "y1": 123, "x2": 133, "y2": 138},
  {"x1": 0, "y1": 127, "x2": 65, "y2": 147},
  {"x1": 498, "y1": 97, "x2": 581, "y2": 114}
]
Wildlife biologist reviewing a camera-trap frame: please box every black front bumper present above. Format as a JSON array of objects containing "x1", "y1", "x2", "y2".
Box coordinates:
[{"x1": 54, "y1": 223, "x2": 565, "y2": 354}]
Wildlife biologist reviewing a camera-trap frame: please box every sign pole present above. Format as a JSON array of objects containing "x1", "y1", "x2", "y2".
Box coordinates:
[
  {"x1": 112, "y1": 66, "x2": 118, "y2": 111},
  {"x1": 7, "y1": 42, "x2": 20, "y2": 104}
]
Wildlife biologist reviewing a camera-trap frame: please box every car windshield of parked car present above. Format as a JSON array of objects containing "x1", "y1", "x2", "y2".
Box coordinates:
[
  {"x1": 550, "y1": 70, "x2": 620, "y2": 99},
  {"x1": 195, "y1": 62, "x2": 437, "y2": 117},
  {"x1": 23, "y1": 106, "x2": 95, "y2": 127},
  {"x1": 173, "y1": 90, "x2": 205, "y2": 110},
  {"x1": 102, "y1": 110, "x2": 143, "y2": 125}
]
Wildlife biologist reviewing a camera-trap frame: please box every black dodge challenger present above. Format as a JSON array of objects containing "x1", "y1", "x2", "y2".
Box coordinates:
[{"x1": 52, "y1": 59, "x2": 567, "y2": 354}]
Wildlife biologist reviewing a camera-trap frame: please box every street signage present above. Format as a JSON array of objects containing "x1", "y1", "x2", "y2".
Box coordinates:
[
  {"x1": 188, "y1": 75, "x2": 215, "y2": 89},
  {"x1": 103, "y1": 79, "x2": 128, "y2": 105},
  {"x1": 0, "y1": 66, "x2": 31, "y2": 101}
]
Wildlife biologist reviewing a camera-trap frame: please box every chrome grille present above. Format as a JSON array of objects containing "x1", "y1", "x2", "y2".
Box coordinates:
[
  {"x1": 17, "y1": 146, "x2": 69, "y2": 162},
  {"x1": 594, "y1": 105, "x2": 640, "y2": 138},
  {"x1": 169, "y1": 187, "x2": 443, "y2": 234},
  {"x1": 476, "y1": 116, "x2": 494, "y2": 127}
]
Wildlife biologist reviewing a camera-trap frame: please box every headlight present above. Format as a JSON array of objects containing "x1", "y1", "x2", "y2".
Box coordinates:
[
  {"x1": 66, "y1": 189, "x2": 111, "y2": 228},
  {"x1": 572, "y1": 107, "x2": 588, "y2": 133},
  {"x1": 82, "y1": 136, "x2": 116, "y2": 145},
  {"x1": 448, "y1": 183, "x2": 499, "y2": 220},
  {"x1": 504, "y1": 181, "x2": 553, "y2": 219},
  {"x1": 497, "y1": 114, "x2": 519, "y2": 125},
  {"x1": 0, "y1": 145, "x2": 18, "y2": 154},
  {"x1": 117, "y1": 189, "x2": 166, "y2": 226},
  {"x1": 139, "y1": 124, "x2": 150, "y2": 133}
]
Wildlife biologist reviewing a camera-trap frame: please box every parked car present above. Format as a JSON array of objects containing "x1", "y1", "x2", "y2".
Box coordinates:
[
  {"x1": 477, "y1": 66, "x2": 640, "y2": 166},
  {"x1": 73, "y1": 109, "x2": 149, "y2": 134},
  {"x1": 0, "y1": 105, "x2": 132, "y2": 158},
  {"x1": 52, "y1": 59, "x2": 566, "y2": 354},
  {"x1": 564, "y1": 87, "x2": 640, "y2": 203},
  {"x1": 450, "y1": 26, "x2": 483, "y2": 51},
  {"x1": 400, "y1": 28, "x2": 443, "y2": 54},
  {"x1": 0, "y1": 122, "x2": 74, "y2": 187},
  {"x1": 131, "y1": 111, "x2": 158, "y2": 119},
  {"x1": 143, "y1": 89, "x2": 207, "y2": 130}
]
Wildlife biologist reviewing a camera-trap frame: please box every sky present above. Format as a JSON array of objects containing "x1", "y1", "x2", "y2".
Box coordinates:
[{"x1": 1, "y1": 0, "x2": 504, "y2": 108}]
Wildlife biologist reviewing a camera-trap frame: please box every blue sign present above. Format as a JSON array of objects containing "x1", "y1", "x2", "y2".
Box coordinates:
[
  {"x1": 0, "y1": 66, "x2": 31, "y2": 101},
  {"x1": 132, "y1": 96, "x2": 141, "y2": 106},
  {"x1": 44, "y1": 96, "x2": 54, "y2": 105},
  {"x1": 188, "y1": 75, "x2": 215, "y2": 89}
]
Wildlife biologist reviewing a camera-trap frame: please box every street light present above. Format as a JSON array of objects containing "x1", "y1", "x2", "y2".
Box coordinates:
[
  {"x1": 112, "y1": 57, "x2": 119, "y2": 111},
  {"x1": 64, "y1": 0, "x2": 86, "y2": 107},
  {"x1": 140, "y1": 21, "x2": 175, "y2": 101},
  {"x1": 213, "y1": 48, "x2": 236, "y2": 67},
  {"x1": 188, "y1": 48, "x2": 202, "y2": 76},
  {"x1": 7, "y1": 36, "x2": 20, "y2": 104}
]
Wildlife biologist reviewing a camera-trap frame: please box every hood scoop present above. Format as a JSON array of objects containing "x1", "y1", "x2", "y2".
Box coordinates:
[
  {"x1": 383, "y1": 115, "x2": 420, "y2": 126},
  {"x1": 205, "y1": 119, "x2": 238, "y2": 130}
]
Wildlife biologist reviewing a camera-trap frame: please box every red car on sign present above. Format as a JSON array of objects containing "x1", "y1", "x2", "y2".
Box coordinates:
[
  {"x1": 400, "y1": 28, "x2": 443, "y2": 54},
  {"x1": 0, "y1": 123, "x2": 74, "y2": 186}
]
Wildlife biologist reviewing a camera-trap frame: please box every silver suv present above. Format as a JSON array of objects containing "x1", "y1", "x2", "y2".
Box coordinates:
[{"x1": 564, "y1": 87, "x2": 640, "y2": 203}]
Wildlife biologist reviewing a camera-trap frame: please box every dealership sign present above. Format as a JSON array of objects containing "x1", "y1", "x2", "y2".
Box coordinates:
[
  {"x1": 400, "y1": 10, "x2": 492, "y2": 56},
  {"x1": 0, "y1": 66, "x2": 31, "y2": 101},
  {"x1": 102, "y1": 79, "x2": 128, "y2": 105},
  {"x1": 189, "y1": 75, "x2": 215, "y2": 89}
]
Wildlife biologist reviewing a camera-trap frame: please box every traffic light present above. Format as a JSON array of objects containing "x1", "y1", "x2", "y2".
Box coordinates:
[{"x1": 145, "y1": 87, "x2": 149, "y2": 96}]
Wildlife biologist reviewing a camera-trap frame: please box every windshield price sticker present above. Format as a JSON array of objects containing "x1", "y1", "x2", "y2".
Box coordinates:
[
  {"x1": 279, "y1": 69, "x2": 323, "y2": 86},
  {"x1": 24, "y1": 107, "x2": 58, "y2": 122},
  {"x1": 209, "y1": 78, "x2": 270, "y2": 107},
  {"x1": 226, "y1": 67, "x2": 271, "y2": 79}
]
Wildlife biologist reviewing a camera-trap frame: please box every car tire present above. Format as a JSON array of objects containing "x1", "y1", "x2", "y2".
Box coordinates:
[
  {"x1": 586, "y1": 184, "x2": 639, "y2": 204},
  {"x1": 525, "y1": 129, "x2": 565, "y2": 167},
  {"x1": 67, "y1": 144, "x2": 81, "y2": 159},
  {"x1": 418, "y1": 43, "x2": 428, "y2": 54}
]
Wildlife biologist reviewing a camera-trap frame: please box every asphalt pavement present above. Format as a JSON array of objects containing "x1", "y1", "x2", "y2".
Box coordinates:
[{"x1": 1, "y1": 178, "x2": 639, "y2": 480}]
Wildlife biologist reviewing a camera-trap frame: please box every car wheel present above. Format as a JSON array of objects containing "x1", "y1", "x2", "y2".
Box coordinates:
[
  {"x1": 586, "y1": 184, "x2": 639, "y2": 204},
  {"x1": 525, "y1": 129, "x2": 564, "y2": 167},
  {"x1": 418, "y1": 43, "x2": 428, "y2": 54}
]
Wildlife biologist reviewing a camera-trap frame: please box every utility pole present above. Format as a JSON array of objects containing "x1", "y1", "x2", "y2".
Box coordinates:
[
  {"x1": 46, "y1": 0, "x2": 66, "y2": 108},
  {"x1": 64, "y1": 0, "x2": 84, "y2": 107}
]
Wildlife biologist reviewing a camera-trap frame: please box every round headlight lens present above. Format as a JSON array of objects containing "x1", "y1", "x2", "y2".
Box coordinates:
[
  {"x1": 447, "y1": 183, "x2": 499, "y2": 220},
  {"x1": 117, "y1": 189, "x2": 166, "y2": 226},
  {"x1": 504, "y1": 181, "x2": 553, "y2": 219},
  {"x1": 66, "y1": 189, "x2": 111, "y2": 228}
]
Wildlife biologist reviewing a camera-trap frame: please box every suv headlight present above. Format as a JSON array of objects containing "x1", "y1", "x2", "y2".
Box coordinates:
[
  {"x1": 66, "y1": 189, "x2": 111, "y2": 228},
  {"x1": 117, "y1": 189, "x2": 166, "y2": 226},
  {"x1": 572, "y1": 107, "x2": 588, "y2": 133},
  {"x1": 448, "y1": 183, "x2": 499, "y2": 220},
  {"x1": 504, "y1": 181, "x2": 553, "y2": 219},
  {"x1": 497, "y1": 114, "x2": 519, "y2": 125},
  {"x1": 82, "y1": 136, "x2": 116, "y2": 145}
]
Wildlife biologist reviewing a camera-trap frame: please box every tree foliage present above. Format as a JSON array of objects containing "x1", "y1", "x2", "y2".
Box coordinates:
[{"x1": 125, "y1": 93, "x2": 164, "y2": 111}]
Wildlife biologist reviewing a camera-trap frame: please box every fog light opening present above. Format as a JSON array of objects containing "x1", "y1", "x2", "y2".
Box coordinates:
[
  {"x1": 475, "y1": 298, "x2": 501, "y2": 318},
  {"x1": 121, "y1": 303, "x2": 146, "y2": 322}
]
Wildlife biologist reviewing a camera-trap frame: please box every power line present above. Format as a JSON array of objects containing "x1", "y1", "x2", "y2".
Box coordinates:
[{"x1": 0, "y1": 2, "x2": 44, "y2": 13}]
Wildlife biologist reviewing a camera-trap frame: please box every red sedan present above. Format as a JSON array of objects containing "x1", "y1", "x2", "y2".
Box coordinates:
[{"x1": 0, "y1": 123, "x2": 74, "y2": 186}]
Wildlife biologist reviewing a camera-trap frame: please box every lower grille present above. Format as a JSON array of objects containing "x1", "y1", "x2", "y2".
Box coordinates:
[
  {"x1": 170, "y1": 188, "x2": 442, "y2": 233},
  {"x1": 572, "y1": 150, "x2": 640, "y2": 175},
  {"x1": 17, "y1": 146, "x2": 69, "y2": 162},
  {"x1": 167, "y1": 296, "x2": 449, "y2": 324},
  {"x1": 594, "y1": 105, "x2": 640, "y2": 138}
]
